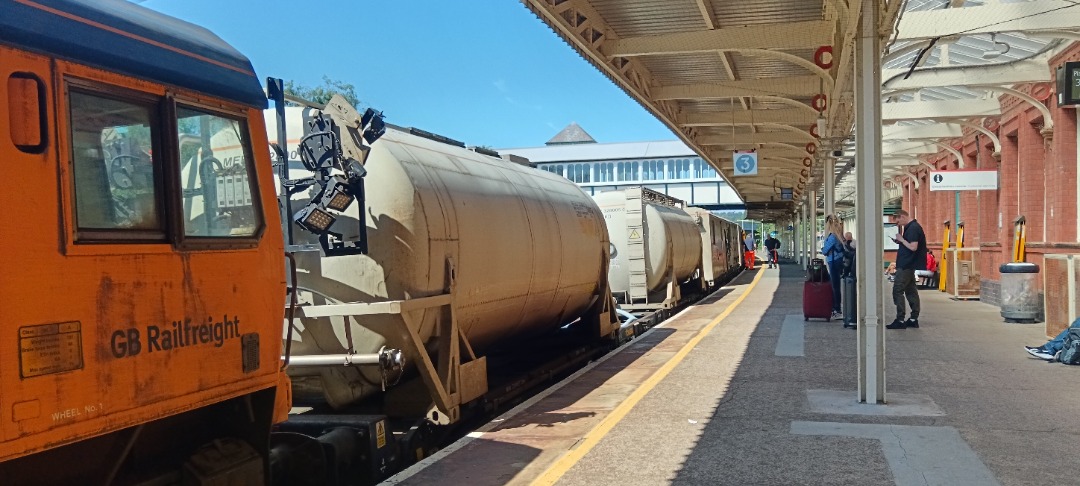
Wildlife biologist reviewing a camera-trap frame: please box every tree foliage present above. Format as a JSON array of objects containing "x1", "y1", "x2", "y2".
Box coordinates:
[{"x1": 284, "y1": 76, "x2": 362, "y2": 108}]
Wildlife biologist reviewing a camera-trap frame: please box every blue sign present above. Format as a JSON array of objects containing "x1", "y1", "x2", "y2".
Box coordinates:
[{"x1": 733, "y1": 150, "x2": 758, "y2": 176}]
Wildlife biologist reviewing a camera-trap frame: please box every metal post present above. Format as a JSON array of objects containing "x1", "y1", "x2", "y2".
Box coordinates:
[
  {"x1": 809, "y1": 189, "x2": 818, "y2": 258},
  {"x1": 805, "y1": 198, "x2": 812, "y2": 263},
  {"x1": 266, "y1": 78, "x2": 294, "y2": 247},
  {"x1": 795, "y1": 210, "x2": 801, "y2": 265},
  {"x1": 855, "y1": 0, "x2": 885, "y2": 404},
  {"x1": 955, "y1": 191, "x2": 961, "y2": 231},
  {"x1": 790, "y1": 218, "x2": 799, "y2": 260},
  {"x1": 793, "y1": 213, "x2": 800, "y2": 264},
  {"x1": 800, "y1": 211, "x2": 806, "y2": 265},
  {"x1": 801, "y1": 202, "x2": 809, "y2": 266},
  {"x1": 825, "y1": 158, "x2": 836, "y2": 217}
]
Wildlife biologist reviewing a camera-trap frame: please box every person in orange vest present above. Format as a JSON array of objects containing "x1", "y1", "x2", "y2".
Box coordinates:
[{"x1": 743, "y1": 231, "x2": 756, "y2": 270}]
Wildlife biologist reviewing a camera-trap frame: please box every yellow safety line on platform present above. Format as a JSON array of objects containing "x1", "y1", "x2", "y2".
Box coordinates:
[{"x1": 531, "y1": 267, "x2": 767, "y2": 486}]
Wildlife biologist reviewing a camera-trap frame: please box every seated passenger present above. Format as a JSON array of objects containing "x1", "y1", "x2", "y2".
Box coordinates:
[
  {"x1": 915, "y1": 251, "x2": 938, "y2": 287},
  {"x1": 1025, "y1": 318, "x2": 1080, "y2": 360}
]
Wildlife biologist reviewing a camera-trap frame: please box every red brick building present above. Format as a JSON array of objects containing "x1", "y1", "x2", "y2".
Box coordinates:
[{"x1": 898, "y1": 43, "x2": 1080, "y2": 334}]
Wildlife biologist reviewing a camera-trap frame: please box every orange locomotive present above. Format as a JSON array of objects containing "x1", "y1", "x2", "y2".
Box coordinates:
[{"x1": 0, "y1": 0, "x2": 287, "y2": 483}]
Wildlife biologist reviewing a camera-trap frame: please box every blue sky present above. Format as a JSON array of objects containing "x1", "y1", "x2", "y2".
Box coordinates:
[{"x1": 141, "y1": 0, "x2": 675, "y2": 148}]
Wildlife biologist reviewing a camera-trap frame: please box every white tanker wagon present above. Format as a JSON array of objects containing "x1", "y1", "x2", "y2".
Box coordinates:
[
  {"x1": 594, "y1": 187, "x2": 704, "y2": 310},
  {"x1": 236, "y1": 98, "x2": 621, "y2": 424},
  {"x1": 685, "y1": 207, "x2": 740, "y2": 288}
]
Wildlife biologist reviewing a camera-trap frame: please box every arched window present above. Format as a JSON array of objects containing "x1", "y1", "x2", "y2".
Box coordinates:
[
  {"x1": 699, "y1": 158, "x2": 715, "y2": 178},
  {"x1": 616, "y1": 162, "x2": 624, "y2": 181},
  {"x1": 667, "y1": 159, "x2": 675, "y2": 179},
  {"x1": 632, "y1": 162, "x2": 639, "y2": 181}
]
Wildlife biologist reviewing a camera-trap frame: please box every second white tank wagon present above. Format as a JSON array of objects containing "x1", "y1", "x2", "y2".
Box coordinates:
[{"x1": 594, "y1": 187, "x2": 703, "y2": 310}]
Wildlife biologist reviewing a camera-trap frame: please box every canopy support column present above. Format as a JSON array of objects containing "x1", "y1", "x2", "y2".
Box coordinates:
[
  {"x1": 809, "y1": 189, "x2": 818, "y2": 257},
  {"x1": 801, "y1": 201, "x2": 810, "y2": 266},
  {"x1": 825, "y1": 158, "x2": 836, "y2": 217},
  {"x1": 855, "y1": 0, "x2": 885, "y2": 404}
]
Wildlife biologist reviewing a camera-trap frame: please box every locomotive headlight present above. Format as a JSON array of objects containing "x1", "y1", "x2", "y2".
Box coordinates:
[
  {"x1": 294, "y1": 204, "x2": 336, "y2": 234},
  {"x1": 319, "y1": 175, "x2": 354, "y2": 212}
]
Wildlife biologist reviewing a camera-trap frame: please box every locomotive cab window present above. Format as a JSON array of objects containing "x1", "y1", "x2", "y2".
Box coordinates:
[
  {"x1": 176, "y1": 106, "x2": 261, "y2": 239},
  {"x1": 68, "y1": 89, "x2": 163, "y2": 240}
]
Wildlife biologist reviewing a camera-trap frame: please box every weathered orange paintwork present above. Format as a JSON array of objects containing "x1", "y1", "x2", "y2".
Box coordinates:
[{"x1": 0, "y1": 44, "x2": 286, "y2": 461}]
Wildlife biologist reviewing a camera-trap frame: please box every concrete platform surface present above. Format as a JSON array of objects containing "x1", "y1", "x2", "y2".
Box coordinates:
[{"x1": 385, "y1": 263, "x2": 1080, "y2": 486}]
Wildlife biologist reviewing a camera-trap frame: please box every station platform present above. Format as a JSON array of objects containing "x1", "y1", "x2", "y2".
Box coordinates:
[{"x1": 385, "y1": 263, "x2": 1079, "y2": 486}]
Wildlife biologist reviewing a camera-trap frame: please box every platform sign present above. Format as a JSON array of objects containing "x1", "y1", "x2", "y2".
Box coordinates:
[
  {"x1": 929, "y1": 170, "x2": 998, "y2": 191},
  {"x1": 1057, "y1": 61, "x2": 1080, "y2": 106},
  {"x1": 733, "y1": 150, "x2": 758, "y2": 176}
]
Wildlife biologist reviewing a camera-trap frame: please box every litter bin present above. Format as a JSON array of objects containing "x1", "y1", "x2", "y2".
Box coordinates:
[{"x1": 999, "y1": 262, "x2": 1040, "y2": 323}]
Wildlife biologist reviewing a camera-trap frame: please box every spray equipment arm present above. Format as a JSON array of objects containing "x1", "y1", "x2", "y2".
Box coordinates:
[
  {"x1": 319, "y1": 94, "x2": 385, "y2": 167},
  {"x1": 269, "y1": 81, "x2": 387, "y2": 255}
]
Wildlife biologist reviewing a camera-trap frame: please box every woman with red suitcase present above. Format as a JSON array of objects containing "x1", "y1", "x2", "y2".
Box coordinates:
[{"x1": 821, "y1": 216, "x2": 848, "y2": 319}]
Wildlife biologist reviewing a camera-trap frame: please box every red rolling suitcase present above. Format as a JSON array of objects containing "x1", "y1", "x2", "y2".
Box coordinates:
[
  {"x1": 803, "y1": 281, "x2": 833, "y2": 321},
  {"x1": 804, "y1": 259, "x2": 833, "y2": 321}
]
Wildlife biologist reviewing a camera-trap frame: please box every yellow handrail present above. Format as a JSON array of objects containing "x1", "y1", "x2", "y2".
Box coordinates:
[
  {"x1": 1012, "y1": 216, "x2": 1026, "y2": 263},
  {"x1": 956, "y1": 221, "x2": 965, "y2": 261}
]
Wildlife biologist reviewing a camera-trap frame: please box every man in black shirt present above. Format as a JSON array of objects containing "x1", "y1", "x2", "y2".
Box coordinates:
[
  {"x1": 887, "y1": 210, "x2": 927, "y2": 329},
  {"x1": 764, "y1": 233, "x2": 781, "y2": 268}
]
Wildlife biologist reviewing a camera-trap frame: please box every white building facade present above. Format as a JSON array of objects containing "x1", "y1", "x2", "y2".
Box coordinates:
[{"x1": 501, "y1": 123, "x2": 742, "y2": 212}]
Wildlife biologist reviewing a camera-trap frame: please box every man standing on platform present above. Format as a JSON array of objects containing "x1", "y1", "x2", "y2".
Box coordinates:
[
  {"x1": 743, "y1": 231, "x2": 756, "y2": 270},
  {"x1": 887, "y1": 210, "x2": 927, "y2": 329},
  {"x1": 764, "y1": 233, "x2": 781, "y2": 268}
]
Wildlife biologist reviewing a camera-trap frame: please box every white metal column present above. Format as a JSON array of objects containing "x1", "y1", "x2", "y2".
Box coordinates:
[
  {"x1": 786, "y1": 217, "x2": 794, "y2": 260},
  {"x1": 788, "y1": 218, "x2": 795, "y2": 259},
  {"x1": 809, "y1": 189, "x2": 818, "y2": 258},
  {"x1": 855, "y1": 0, "x2": 885, "y2": 404},
  {"x1": 825, "y1": 158, "x2": 836, "y2": 217},
  {"x1": 801, "y1": 202, "x2": 809, "y2": 266},
  {"x1": 794, "y1": 212, "x2": 800, "y2": 264}
]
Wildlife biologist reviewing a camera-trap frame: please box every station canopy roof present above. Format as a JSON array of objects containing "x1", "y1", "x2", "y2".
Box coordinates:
[{"x1": 522, "y1": 0, "x2": 1080, "y2": 221}]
